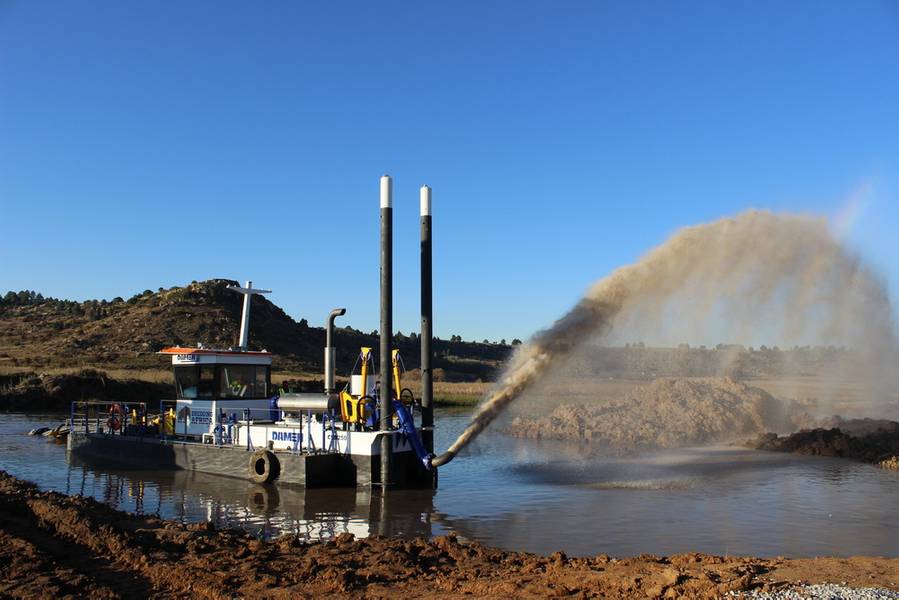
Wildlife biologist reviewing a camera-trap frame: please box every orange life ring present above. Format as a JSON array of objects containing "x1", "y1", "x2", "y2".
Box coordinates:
[{"x1": 107, "y1": 403, "x2": 124, "y2": 431}]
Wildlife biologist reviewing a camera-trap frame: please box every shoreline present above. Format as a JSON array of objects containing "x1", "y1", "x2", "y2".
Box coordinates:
[
  {"x1": 1, "y1": 471, "x2": 897, "y2": 598},
  {"x1": 0, "y1": 368, "x2": 483, "y2": 412}
]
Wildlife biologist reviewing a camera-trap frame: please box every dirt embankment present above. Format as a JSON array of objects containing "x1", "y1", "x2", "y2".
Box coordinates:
[
  {"x1": 509, "y1": 378, "x2": 809, "y2": 452},
  {"x1": 0, "y1": 370, "x2": 171, "y2": 412},
  {"x1": 749, "y1": 419, "x2": 899, "y2": 469},
  {"x1": 1, "y1": 472, "x2": 897, "y2": 599}
]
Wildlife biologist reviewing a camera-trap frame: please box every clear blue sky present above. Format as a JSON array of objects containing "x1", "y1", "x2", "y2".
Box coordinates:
[{"x1": 2, "y1": 1, "x2": 898, "y2": 342}]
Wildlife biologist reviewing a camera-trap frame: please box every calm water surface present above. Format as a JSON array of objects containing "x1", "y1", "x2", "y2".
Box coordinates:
[{"x1": 2, "y1": 410, "x2": 898, "y2": 557}]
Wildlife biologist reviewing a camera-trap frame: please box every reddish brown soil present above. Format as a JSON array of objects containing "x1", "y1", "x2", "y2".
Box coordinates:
[{"x1": 1, "y1": 471, "x2": 897, "y2": 599}]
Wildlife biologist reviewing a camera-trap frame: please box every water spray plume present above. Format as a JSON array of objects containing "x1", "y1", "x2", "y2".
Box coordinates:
[{"x1": 432, "y1": 210, "x2": 896, "y2": 466}]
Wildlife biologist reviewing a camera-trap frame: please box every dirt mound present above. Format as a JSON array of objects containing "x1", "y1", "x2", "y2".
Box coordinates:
[
  {"x1": 508, "y1": 378, "x2": 808, "y2": 452},
  {"x1": 750, "y1": 420, "x2": 899, "y2": 464},
  {"x1": 1, "y1": 471, "x2": 897, "y2": 598}
]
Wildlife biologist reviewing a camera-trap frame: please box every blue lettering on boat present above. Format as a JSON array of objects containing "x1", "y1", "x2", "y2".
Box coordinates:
[
  {"x1": 190, "y1": 410, "x2": 212, "y2": 425},
  {"x1": 272, "y1": 431, "x2": 301, "y2": 442}
]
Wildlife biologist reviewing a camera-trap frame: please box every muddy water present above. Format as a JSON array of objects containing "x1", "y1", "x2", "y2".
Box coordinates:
[{"x1": 2, "y1": 410, "x2": 898, "y2": 558}]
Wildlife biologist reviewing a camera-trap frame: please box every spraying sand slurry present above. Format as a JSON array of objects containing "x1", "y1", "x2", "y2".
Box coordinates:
[
  {"x1": 435, "y1": 211, "x2": 896, "y2": 464},
  {"x1": 507, "y1": 377, "x2": 811, "y2": 452}
]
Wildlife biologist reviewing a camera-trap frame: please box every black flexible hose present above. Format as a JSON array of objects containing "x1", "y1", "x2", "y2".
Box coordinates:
[{"x1": 430, "y1": 450, "x2": 456, "y2": 467}]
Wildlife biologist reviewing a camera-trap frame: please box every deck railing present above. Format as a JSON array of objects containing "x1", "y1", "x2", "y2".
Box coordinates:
[
  {"x1": 70, "y1": 400, "x2": 150, "y2": 436},
  {"x1": 71, "y1": 399, "x2": 344, "y2": 455}
]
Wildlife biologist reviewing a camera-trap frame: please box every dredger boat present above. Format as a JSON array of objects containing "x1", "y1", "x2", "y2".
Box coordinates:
[{"x1": 67, "y1": 176, "x2": 447, "y2": 489}]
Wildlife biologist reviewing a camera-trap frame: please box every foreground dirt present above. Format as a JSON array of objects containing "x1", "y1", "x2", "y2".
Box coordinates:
[{"x1": 1, "y1": 472, "x2": 897, "y2": 599}]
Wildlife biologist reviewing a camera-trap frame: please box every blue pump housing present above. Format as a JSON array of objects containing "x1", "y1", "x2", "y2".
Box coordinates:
[{"x1": 392, "y1": 399, "x2": 434, "y2": 470}]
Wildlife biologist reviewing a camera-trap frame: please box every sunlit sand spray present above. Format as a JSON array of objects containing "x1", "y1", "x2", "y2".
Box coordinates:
[{"x1": 432, "y1": 210, "x2": 896, "y2": 465}]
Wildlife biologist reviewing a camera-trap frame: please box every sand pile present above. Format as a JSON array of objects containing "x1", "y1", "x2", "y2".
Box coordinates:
[{"x1": 508, "y1": 378, "x2": 808, "y2": 452}]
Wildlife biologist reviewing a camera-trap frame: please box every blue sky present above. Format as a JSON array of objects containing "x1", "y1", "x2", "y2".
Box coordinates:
[{"x1": 1, "y1": 1, "x2": 898, "y2": 342}]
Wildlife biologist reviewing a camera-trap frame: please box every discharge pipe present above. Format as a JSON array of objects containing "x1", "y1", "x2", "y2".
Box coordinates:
[{"x1": 430, "y1": 449, "x2": 455, "y2": 468}]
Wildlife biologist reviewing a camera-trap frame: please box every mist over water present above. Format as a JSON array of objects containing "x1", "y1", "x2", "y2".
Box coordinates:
[{"x1": 443, "y1": 211, "x2": 898, "y2": 458}]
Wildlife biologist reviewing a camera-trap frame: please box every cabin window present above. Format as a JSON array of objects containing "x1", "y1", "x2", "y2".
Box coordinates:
[
  {"x1": 219, "y1": 364, "x2": 269, "y2": 398},
  {"x1": 198, "y1": 366, "x2": 216, "y2": 398},
  {"x1": 255, "y1": 365, "x2": 268, "y2": 397},
  {"x1": 176, "y1": 364, "x2": 270, "y2": 399},
  {"x1": 174, "y1": 366, "x2": 199, "y2": 399}
]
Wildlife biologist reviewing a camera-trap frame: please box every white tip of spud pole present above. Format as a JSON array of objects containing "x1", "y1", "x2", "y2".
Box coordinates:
[
  {"x1": 380, "y1": 175, "x2": 392, "y2": 209},
  {"x1": 420, "y1": 185, "x2": 432, "y2": 216}
]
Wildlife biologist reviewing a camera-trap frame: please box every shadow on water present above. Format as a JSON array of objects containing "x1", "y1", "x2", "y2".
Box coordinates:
[{"x1": 507, "y1": 444, "x2": 862, "y2": 489}]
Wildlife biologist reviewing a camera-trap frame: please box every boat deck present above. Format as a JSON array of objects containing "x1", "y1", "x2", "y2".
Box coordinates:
[{"x1": 68, "y1": 430, "x2": 434, "y2": 488}]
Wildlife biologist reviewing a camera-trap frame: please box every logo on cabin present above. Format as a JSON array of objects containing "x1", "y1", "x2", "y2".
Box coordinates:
[{"x1": 177, "y1": 354, "x2": 198, "y2": 362}]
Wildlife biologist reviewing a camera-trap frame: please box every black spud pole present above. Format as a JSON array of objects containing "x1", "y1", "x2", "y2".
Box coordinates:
[
  {"x1": 420, "y1": 185, "x2": 434, "y2": 456},
  {"x1": 379, "y1": 174, "x2": 393, "y2": 490}
]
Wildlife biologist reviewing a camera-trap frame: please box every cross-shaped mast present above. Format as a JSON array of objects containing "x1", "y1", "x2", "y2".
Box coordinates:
[{"x1": 227, "y1": 281, "x2": 271, "y2": 350}]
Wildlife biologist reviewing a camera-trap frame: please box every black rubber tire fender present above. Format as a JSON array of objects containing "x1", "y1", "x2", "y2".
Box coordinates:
[{"x1": 249, "y1": 449, "x2": 280, "y2": 484}]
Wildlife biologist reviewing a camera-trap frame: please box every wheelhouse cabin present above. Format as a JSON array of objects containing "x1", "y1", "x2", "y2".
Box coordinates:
[
  {"x1": 159, "y1": 346, "x2": 276, "y2": 440},
  {"x1": 161, "y1": 347, "x2": 272, "y2": 401}
]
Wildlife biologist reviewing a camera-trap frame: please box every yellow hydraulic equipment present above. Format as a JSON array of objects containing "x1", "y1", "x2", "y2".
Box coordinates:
[
  {"x1": 339, "y1": 347, "x2": 414, "y2": 428},
  {"x1": 390, "y1": 349, "x2": 417, "y2": 427},
  {"x1": 340, "y1": 347, "x2": 373, "y2": 425},
  {"x1": 156, "y1": 408, "x2": 176, "y2": 435},
  {"x1": 392, "y1": 349, "x2": 402, "y2": 401},
  {"x1": 360, "y1": 346, "x2": 372, "y2": 400}
]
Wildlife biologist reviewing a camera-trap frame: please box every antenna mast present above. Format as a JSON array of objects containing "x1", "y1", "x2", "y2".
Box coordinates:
[{"x1": 227, "y1": 281, "x2": 271, "y2": 350}]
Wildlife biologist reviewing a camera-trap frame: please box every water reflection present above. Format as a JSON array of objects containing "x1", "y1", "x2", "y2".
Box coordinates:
[
  {"x1": 65, "y1": 453, "x2": 435, "y2": 540},
  {"x1": 3, "y1": 412, "x2": 899, "y2": 557}
]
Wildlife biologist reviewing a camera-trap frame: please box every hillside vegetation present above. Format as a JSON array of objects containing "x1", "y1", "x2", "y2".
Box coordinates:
[
  {"x1": 0, "y1": 281, "x2": 867, "y2": 387},
  {"x1": 0, "y1": 280, "x2": 511, "y2": 382}
]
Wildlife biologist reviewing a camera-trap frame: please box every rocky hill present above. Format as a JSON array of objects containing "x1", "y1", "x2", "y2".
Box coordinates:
[
  {"x1": 0, "y1": 280, "x2": 512, "y2": 381},
  {"x1": 0, "y1": 281, "x2": 871, "y2": 384}
]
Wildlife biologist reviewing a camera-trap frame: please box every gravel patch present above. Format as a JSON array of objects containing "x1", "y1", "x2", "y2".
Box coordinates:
[{"x1": 731, "y1": 583, "x2": 899, "y2": 599}]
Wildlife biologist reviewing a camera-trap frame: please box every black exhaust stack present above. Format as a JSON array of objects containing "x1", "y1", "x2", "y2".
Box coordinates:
[{"x1": 324, "y1": 308, "x2": 346, "y2": 395}]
